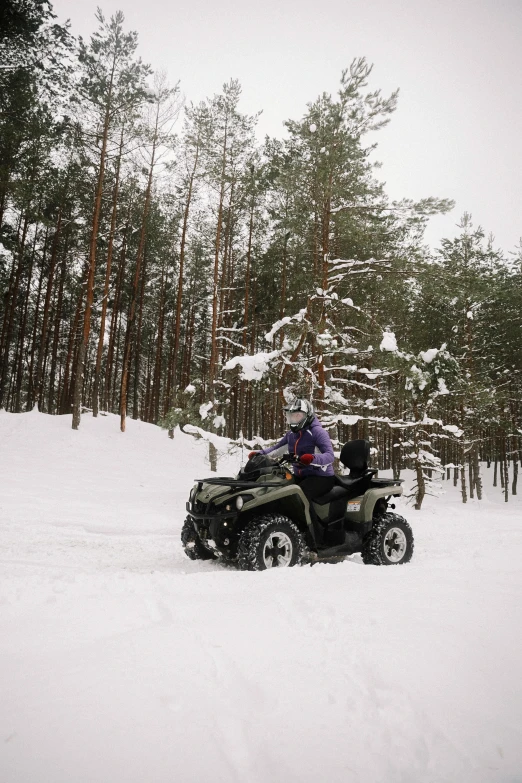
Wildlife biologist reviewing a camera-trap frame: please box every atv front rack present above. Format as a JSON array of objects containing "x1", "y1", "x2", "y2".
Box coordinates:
[{"x1": 195, "y1": 477, "x2": 285, "y2": 489}]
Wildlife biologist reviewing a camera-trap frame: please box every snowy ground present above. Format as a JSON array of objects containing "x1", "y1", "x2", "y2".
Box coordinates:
[{"x1": 1, "y1": 410, "x2": 521, "y2": 783}]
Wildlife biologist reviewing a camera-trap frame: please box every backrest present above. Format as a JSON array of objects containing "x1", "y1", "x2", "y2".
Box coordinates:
[{"x1": 339, "y1": 439, "x2": 370, "y2": 477}]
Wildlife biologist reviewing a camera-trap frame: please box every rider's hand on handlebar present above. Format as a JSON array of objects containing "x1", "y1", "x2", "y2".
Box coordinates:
[{"x1": 299, "y1": 454, "x2": 314, "y2": 465}]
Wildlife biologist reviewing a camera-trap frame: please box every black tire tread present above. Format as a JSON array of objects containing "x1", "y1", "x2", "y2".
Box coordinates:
[
  {"x1": 237, "y1": 513, "x2": 305, "y2": 571},
  {"x1": 361, "y1": 512, "x2": 414, "y2": 566},
  {"x1": 181, "y1": 516, "x2": 216, "y2": 561}
]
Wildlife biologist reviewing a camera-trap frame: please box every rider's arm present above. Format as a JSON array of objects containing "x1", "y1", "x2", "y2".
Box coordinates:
[
  {"x1": 258, "y1": 433, "x2": 289, "y2": 455},
  {"x1": 309, "y1": 428, "x2": 335, "y2": 467}
]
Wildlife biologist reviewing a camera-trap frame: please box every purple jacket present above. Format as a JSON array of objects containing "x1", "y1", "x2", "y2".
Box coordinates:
[{"x1": 260, "y1": 416, "x2": 335, "y2": 478}]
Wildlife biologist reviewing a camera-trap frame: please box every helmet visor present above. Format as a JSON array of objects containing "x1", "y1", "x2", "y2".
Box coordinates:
[{"x1": 285, "y1": 410, "x2": 306, "y2": 426}]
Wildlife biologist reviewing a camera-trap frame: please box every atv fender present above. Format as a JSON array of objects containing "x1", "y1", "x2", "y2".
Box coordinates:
[
  {"x1": 345, "y1": 485, "x2": 403, "y2": 524},
  {"x1": 241, "y1": 484, "x2": 315, "y2": 536}
]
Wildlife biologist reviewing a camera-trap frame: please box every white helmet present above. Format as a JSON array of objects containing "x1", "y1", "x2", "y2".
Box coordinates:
[{"x1": 283, "y1": 398, "x2": 314, "y2": 432}]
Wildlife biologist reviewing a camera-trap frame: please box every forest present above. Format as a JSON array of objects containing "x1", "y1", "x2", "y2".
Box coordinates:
[{"x1": 1, "y1": 1, "x2": 520, "y2": 507}]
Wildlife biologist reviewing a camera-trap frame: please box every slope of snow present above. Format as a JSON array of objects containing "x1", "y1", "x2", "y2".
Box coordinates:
[{"x1": 0, "y1": 410, "x2": 521, "y2": 783}]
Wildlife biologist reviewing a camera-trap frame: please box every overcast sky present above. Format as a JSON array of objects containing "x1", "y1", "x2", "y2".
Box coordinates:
[{"x1": 53, "y1": 0, "x2": 522, "y2": 254}]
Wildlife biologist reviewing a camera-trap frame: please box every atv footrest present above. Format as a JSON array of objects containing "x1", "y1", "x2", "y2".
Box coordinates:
[{"x1": 316, "y1": 531, "x2": 362, "y2": 559}]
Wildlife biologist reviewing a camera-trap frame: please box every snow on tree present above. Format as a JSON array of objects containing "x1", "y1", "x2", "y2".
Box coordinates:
[
  {"x1": 389, "y1": 345, "x2": 461, "y2": 510},
  {"x1": 225, "y1": 263, "x2": 463, "y2": 509}
]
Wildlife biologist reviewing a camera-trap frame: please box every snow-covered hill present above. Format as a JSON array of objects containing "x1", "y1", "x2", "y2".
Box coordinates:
[{"x1": 1, "y1": 411, "x2": 521, "y2": 783}]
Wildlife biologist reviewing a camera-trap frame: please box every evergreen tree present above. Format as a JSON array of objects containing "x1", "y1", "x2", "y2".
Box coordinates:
[{"x1": 71, "y1": 9, "x2": 151, "y2": 429}]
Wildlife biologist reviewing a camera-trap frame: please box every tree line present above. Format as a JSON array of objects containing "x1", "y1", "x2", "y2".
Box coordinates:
[{"x1": 0, "y1": 2, "x2": 520, "y2": 505}]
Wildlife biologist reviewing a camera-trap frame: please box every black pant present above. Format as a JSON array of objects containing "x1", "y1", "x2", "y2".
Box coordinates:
[
  {"x1": 294, "y1": 475, "x2": 335, "y2": 503},
  {"x1": 295, "y1": 475, "x2": 335, "y2": 543}
]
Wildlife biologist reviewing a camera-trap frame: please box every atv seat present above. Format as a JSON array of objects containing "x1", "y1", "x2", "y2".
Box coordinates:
[
  {"x1": 314, "y1": 439, "x2": 375, "y2": 506},
  {"x1": 314, "y1": 475, "x2": 374, "y2": 505},
  {"x1": 336, "y1": 473, "x2": 376, "y2": 489},
  {"x1": 314, "y1": 482, "x2": 358, "y2": 505}
]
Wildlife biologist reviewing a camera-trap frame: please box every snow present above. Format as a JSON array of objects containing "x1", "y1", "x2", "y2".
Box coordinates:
[
  {"x1": 180, "y1": 423, "x2": 233, "y2": 451},
  {"x1": 420, "y1": 347, "x2": 439, "y2": 363},
  {"x1": 1, "y1": 411, "x2": 522, "y2": 783},
  {"x1": 380, "y1": 330, "x2": 398, "y2": 352},
  {"x1": 225, "y1": 350, "x2": 279, "y2": 381},
  {"x1": 406, "y1": 364, "x2": 429, "y2": 391},
  {"x1": 0, "y1": 241, "x2": 13, "y2": 260},
  {"x1": 213, "y1": 414, "x2": 226, "y2": 430},
  {"x1": 264, "y1": 316, "x2": 292, "y2": 342},
  {"x1": 199, "y1": 400, "x2": 213, "y2": 419},
  {"x1": 442, "y1": 423, "x2": 464, "y2": 436},
  {"x1": 438, "y1": 377, "x2": 450, "y2": 395}
]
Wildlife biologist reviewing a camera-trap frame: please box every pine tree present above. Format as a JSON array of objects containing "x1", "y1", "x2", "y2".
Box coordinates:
[{"x1": 71, "y1": 9, "x2": 151, "y2": 430}]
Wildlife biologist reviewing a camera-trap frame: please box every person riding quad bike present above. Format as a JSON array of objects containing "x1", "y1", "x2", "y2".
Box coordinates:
[
  {"x1": 181, "y1": 403, "x2": 414, "y2": 570},
  {"x1": 249, "y1": 399, "x2": 335, "y2": 543}
]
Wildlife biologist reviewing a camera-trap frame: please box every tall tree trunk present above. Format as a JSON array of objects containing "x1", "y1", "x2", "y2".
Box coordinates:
[
  {"x1": 111, "y1": 308, "x2": 124, "y2": 412},
  {"x1": 120, "y1": 97, "x2": 160, "y2": 432},
  {"x1": 181, "y1": 299, "x2": 196, "y2": 391},
  {"x1": 13, "y1": 223, "x2": 40, "y2": 411},
  {"x1": 472, "y1": 442, "x2": 483, "y2": 501},
  {"x1": 166, "y1": 133, "x2": 201, "y2": 436},
  {"x1": 208, "y1": 115, "x2": 229, "y2": 399},
  {"x1": 0, "y1": 227, "x2": 19, "y2": 365},
  {"x1": 460, "y1": 456, "x2": 468, "y2": 504},
  {"x1": 503, "y1": 444, "x2": 509, "y2": 503},
  {"x1": 26, "y1": 230, "x2": 49, "y2": 409},
  {"x1": 237, "y1": 185, "x2": 257, "y2": 438},
  {"x1": 72, "y1": 53, "x2": 117, "y2": 430},
  {"x1": 48, "y1": 238, "x2": 69, "y2": 414},
  {"x1": 39, "y1": 284, "x2": 59, "y2": 412},
  {"x1": 59, "y1": 273, "x2": 86, "y2": 414},
  {"x1": 132, "y1": 258, "x2": 147, "y2": 420},
  {"x1": 151, "y1": 266, "x2": 166, "y2": 423},
  {"x1": 92, "y1": 124, "x2": 124, "y2": 417},
  {"x1": 34, "y1": 209, "x2": 63, "y2": 408},
  {"x1": 104, "y1": 210, "x2": 131, "y2": 413},
  {"x1": 315, "y1": 171, "x2": 334, "y2": 409},
  {"x1": 0, "y1": 213, "x2": 30, "y2": 406}
]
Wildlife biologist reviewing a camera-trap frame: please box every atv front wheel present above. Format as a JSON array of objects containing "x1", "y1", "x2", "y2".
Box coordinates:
[
  {"x1": 362, "y1": 513, "x2": 414, "y2": 565},
  {"x1": 181, "y1": 516, "x2": 216, "y2": 561},
  {"x1": 237, "y1": 513, "x2": 305, "y2": 571}
]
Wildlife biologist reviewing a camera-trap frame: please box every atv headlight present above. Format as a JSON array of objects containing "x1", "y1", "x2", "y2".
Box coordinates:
[{"x1": 235, "y1": 494, "x2": 253, "y2": 510}]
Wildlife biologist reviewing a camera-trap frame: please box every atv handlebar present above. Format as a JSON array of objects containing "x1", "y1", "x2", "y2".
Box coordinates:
[
  {"x1": 248, "y1": 452, "x2": 300, "y2": 465},
  {"x1": 277, "y1": 453, "x2": 298, "y2": 464},
  {"x1": 277, "y1": 453, "x2": 313, "y2": 467}
]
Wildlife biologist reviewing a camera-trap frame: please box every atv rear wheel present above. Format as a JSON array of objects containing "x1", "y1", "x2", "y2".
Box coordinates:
[
  {"x1": 237, "y1": 513, "x2": 305, "y2": 571},
  {"x1": 362, "y1": 512, "x2": 414, "y2": 565},
  {"x1": 181, "y1": 516, "x2": 216, "y2": 561}
]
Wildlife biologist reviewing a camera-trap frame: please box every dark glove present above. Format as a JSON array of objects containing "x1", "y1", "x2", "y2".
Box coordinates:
[
  {"x1": 299, "y1": 453, "x2": 314, "y2": 465},
  {"x1": 248, "y1": 451, "x2": 259, "y2": 460}
]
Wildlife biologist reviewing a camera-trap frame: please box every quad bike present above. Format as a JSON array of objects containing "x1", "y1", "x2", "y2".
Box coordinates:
[{"x1": 181, "y1": 439, "x2": 414, "y2": 571}]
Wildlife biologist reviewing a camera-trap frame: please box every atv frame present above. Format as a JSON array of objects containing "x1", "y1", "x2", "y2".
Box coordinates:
[{"x1": 182, "y1": 439, "x2": 414, "y2": 570}]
